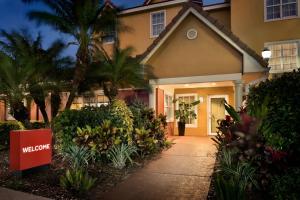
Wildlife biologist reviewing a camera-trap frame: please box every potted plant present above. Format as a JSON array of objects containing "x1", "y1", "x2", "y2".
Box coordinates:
[{"x1": 174, "y1": 98, "x2": 200, "y2": 136}]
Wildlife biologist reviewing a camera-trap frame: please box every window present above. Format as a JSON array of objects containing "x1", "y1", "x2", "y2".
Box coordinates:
[
  {"x1": 265, "y1": 0, "x2": 298, "y2": 20},
  {"x1": 164, "y1": 93, "x2": 174, "y2": 122},
  {"x1": 101, "y1": 26, "x2": 116, "y2": 44},
  {"x1": 83, "y1": 95, "x2": 109, "y2": 107},
  {"x1": 151, "y1": 11, "x2": 165, "y2": 37},
  {"x1": 175, "y1": 94, "x2": 198, "y2": 128},
  {"x1": 267, "y1": 41, "x2": 299, "y2": 73}
]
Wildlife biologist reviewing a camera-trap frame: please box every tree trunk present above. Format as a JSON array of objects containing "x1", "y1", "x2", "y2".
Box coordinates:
[
  {"x1": 65, "y1": 48, "x2": 89, "y2": 109},
  {"x1": 103, "y1": 82, "x2": 118, "y2": 103},
  {"x1": 11, "y1": 102, "x2": 30, "y2": 128},
  {"x1": 51, "y1": 89, "x2": 61, "y2": 119}
]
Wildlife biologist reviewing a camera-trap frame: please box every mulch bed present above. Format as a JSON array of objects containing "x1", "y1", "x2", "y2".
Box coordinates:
[{"x1": 0, "y1": 149, "x2": 158, "y2": 200}]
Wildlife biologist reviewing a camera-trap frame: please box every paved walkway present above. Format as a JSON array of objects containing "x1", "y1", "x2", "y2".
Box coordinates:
[
  {"x1": 99, "y1": 136, "x2": 217, "y2": 200},
  {"x1": 0, "y1": 187, "x2": 51, "y2": 200}
]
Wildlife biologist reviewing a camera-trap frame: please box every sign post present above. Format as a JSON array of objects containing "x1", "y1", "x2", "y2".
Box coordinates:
[{"x1": 10, "y1": 129, "x2": 52, "y2": 171}]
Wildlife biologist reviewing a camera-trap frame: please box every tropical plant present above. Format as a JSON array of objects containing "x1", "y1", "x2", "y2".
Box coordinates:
[
  {"x1": 173, "y1": 98, "x2": 200, "y2": 123},
  {"x1": 88, "y1": 46, "x2": 153, "y2": 102},
  {"x1": 0, "y1": 121, "x2": 24, "y2": 148},
  {"x1": 60, "y1": 168, "x2": 97, "y2": 196},
  {"x1": 0, "y1": 30, "x2": 71, "y2": 125},
  {"x1": 62, "y1": 145, "x2": 91, "y2": 169},
  {"x1": 23, "y1": 0, "x2": 119, "y2": 109},
  {"x1": 248, "y1": 70, "x2": 300, "y2": 154},
  {"x1": 107, "y1": 144, "x2": 137, "y2": 169},
  {"x1": 215, "y1": 149, "x2": 258, "y2": 200}
]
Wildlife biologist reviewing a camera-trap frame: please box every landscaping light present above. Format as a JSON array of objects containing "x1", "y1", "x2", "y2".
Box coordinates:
[{"x1": 261, "y1": 47, "x2": 272, "y2": 61}]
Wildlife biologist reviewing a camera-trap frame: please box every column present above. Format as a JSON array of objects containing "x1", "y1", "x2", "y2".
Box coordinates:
[
  {"x1": 234, "y1": 80, "x2": 243, "y2": 111},
  {"x1": 149, "y1": 84, "x2": 157, "y2": 113}
]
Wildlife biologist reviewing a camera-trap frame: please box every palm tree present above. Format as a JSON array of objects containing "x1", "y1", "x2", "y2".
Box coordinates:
[
  {"x1": 88, "y1": 46, "x2": 153, "y2": 102},
  {"x1": 22, "y1": 0, "x2": 118, "y2": 109},
  {"x1": 0, "y1": 30, "x2": 71, "y2": 126}
]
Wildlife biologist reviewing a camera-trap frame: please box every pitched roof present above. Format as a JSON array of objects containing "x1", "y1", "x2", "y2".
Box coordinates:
[
  {"x1": 143, "y1": 0, "x2": 202, "y2": 6},
  {"x1": 138, "y1": 2, "x2": 268, "y2": 69}
]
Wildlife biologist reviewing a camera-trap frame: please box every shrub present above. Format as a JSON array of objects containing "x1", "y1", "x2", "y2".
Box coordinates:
[
  {"x1": 54, "y1": 100, "x2": 133, "y2": 152},
  {"x1": 53, "y1": 106, "x2": 109, "y2": 151},
  {"x1": 30, "y1": 121, "x2": 46, "y2": 129},
  {"x1": 60, "y1": 169, "x2": 96, "y2": 196},
  {"x1": 0, "y1": 121, "x2": 24, "y2": 148},
  {"x1": 74, "y1": 121, "x2": 132, "y2": 160},
  {"x1": 248, "y1": 70, "x2": 300, "y2": 153},
  {"x1": 107, "y1": 144, "x2": 137, "y2": 169},
  {"x1": 61, "y1": 145, "x2": 91, "y2": 169},
  {"x1": 270, "y1": 168, "x2": 300, "y2": 200},
  {"x1": 129, "y1": 101, "x2": 168, "y2": 156}
]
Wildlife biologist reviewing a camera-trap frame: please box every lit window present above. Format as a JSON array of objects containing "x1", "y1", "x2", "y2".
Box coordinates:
[
  {"x1": 101, "y1": 26, "x2": 116, "y2": 44},
  {"x1": 151, "y1": 11, "x2": 165, "y2": 37},
  {"x1": 164, "y1": 94, "x2": 174, "y2": 122},
  {"x1": 83, "y1": 95, "x2": 109, "y2": 107},
  {"x1": 175, "y1": 94, "x2": 198, "y2": 127},
  {"x1": 267, "y1": 41, "x2": 299, "y2": 73},
  {"x1": 265, "y1": 0, "x2": 298, "y2": 20}
]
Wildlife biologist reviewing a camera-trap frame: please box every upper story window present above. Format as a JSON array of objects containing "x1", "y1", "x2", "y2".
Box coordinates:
[
  {"x1": 265, "y1": 0, "x2": 298, "y2": 21},
  {"x1": 267, "y1": 41, "x2": 299, "y2": 73},
  {"x1": 151, "y1": 10, "x2": 166, "y2": 38},
  {"x1": 101, "y1": 26, "x2": 116, "y2": 44}
]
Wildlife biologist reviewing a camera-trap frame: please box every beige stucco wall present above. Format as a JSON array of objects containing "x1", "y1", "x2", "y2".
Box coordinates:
[
  {"x1": 208, "y1": 7, "x2": 231, "y2": 29},
  {"x1": 116, "y1": 5, "x2": 183, "y2": 56},
  {"x1": 231, "y1": 0, "x2": 300, "y2": 54},
  {"x1": 174, "y1": 86, "x2": 235, "y2": 136},
  {"x1": 242, "y1": 72, "x2": 268, "y2": 84},
  {"x1": 147, "y1": 14, "x2": 242, "y2": 78}
]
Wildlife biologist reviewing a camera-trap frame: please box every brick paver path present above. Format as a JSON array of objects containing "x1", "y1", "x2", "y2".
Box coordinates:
[{"x1": 99, "y1": 136, "x2": 217, "y2": 200}]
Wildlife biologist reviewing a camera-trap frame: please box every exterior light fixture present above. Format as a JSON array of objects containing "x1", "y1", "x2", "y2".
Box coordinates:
[{"x1": 261, "y1": 47, "x2": 272, "y2": 61}]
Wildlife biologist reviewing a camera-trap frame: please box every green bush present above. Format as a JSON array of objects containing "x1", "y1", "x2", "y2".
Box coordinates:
[
  {"x1": 30, "y1": 121, "x2": 46, "y2": 129},
  {"x1": 129, "y1": 101, "x2": 168, "y2": 156},
  {"x1": 248, "y1": 70, "x2": 300, "y2": 153},
  {"x1": 270, "y1": 168, "x2": 300, "y2": 200},
  {"x1": 0, "y1": 121, "x2": 24, "y2": 148},
  {"x1": 54, "y1": 100, "x2": 133, "y2": 152}
]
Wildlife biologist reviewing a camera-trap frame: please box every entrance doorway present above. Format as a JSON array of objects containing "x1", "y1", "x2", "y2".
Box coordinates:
[{"x1": 208, "y1": 95, "x2": 228, "y2": 135}]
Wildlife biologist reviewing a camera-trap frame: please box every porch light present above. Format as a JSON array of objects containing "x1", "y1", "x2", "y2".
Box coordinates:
[{"x1": 261, "y1": 47, "x2": 272, "y2": 61}]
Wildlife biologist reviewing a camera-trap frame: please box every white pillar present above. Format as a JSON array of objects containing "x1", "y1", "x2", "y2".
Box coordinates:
[
  {"x1": 234, "y1": 80, "x2": 243, "y2": 111},
  {"x1": 149, "y1": 84, "x2": 157, "y2": 112}
]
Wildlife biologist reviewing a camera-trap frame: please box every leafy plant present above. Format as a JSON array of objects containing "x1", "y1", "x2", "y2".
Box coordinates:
[
  {"x1": 248, "y1": 70, "x2": 300, "y2": 154},
  {"x1": 107, "y1": 144, "x2": 137, "y2": 169},
  {"x1": 0, "y1": 121, "x2": 24, "y2": 148},
  {"x1": 173, "y1": 98, "x2": 200, "y2": 123},
  {"x1": 215, "y1": 149, "x2": 258, "y2": 200},
  {"x1": 62, "y1": 145, "x2": 91, "y2": 170},
  {"x1": 60, "y1": 169, "x2": 96, "y2": 196},
  {"x1": 270, "y1": 168, "x2": 300, "y2": 200}
]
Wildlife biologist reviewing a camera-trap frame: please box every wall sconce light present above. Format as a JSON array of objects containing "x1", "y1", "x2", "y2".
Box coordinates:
[{"x1": 261, "y1": 47, "x2": 272, "y2": 61}]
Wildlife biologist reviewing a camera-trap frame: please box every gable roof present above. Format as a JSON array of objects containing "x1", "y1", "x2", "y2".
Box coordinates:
[
  {"x1": 139, "y1": 2, "x2": 268, "y2": 70},
  {"x1": 144, "y1": 0, "x2": 202, "y2": 6}
]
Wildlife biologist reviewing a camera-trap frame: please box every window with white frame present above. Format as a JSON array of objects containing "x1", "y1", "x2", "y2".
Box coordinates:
[
  {"x1": 164, "y1": 94, "x2": 174, "y2": 122},
  {"x1": 265, "y1": 0, "x2": 298, "y2": 20},
  {"x1": 101, "y1": 26, "x2": 116, "y2": 44},
  {"x1": 151, "y1": 11, "x2": 165, "y2": 37},
  {"x1": 175, "y1": 94, "x2": 198, "y2": 127},
  {"x1": 267, "y1": 41, "x2": 299, "y2": 72}
]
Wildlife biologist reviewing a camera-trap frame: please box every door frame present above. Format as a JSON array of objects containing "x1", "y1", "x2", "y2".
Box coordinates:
[{"x1": 207, "y1": 95, "x2": 229, "y2": 136}]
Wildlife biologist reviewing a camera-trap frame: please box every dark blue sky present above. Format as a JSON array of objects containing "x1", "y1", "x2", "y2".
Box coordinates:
[{"x1": 0, "y1": 0, "x2": 222, "y2": 57}]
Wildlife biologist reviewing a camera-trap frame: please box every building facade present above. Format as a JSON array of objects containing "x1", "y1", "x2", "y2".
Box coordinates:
[{"x1": 1, "y1": 0, "x2": 299, "y2": 136}]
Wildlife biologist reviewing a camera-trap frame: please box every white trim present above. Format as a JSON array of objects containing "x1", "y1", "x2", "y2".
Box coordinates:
[
  {"x1": 119, "y1": 0, "x2": 188, "y2": 15},
  {"x1": 150, "y1": 10, "x2": 167, "y2": 38},
  {"x1": 175, "y1": 93, "x2": 198, "y2": 128},
  {"x1": 141, "y1": 7, "x2": 266, "y2": 73},
  {"x1": 207, "y1": 95, "x2": 229, "y2": 136},
  {"x1": 203, "y1": 3, "x2": 230, "y2": 11},
  {"x1": 164, "y1": 91, "x2": 174, "y2": 122},
  {"x1": 264, "y1": 0, "x2": 300, "y2": 22},
  {"x1": 149, "y1": 73, "x2": 242, "y2": 85}
]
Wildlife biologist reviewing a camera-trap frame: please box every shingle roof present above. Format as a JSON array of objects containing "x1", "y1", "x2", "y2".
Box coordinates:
[{"x1": 138, "y1": 2, "x2": 268, "y2": 68}]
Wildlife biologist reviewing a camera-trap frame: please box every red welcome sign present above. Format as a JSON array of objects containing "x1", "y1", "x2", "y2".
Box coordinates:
[{"x1": 10, "y1": 129, "x2": 52, "y2": 171}]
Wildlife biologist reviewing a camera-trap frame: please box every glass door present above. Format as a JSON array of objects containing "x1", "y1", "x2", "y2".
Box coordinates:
[{"x1": 208, "y1": 95, "x2": 228, "y2": 135}]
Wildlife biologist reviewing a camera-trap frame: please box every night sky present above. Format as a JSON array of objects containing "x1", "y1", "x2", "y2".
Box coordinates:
[{"x1": 0, "y1": 0, "x2": 222, "y2": 57}]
